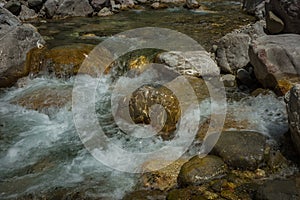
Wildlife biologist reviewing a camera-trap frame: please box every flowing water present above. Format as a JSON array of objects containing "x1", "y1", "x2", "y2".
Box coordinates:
[{"x1": 0, "y1": 1, "x2": 293, "y2": 199}]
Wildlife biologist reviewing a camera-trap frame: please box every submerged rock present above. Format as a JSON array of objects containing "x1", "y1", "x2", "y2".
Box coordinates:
[
  {"x1": 285, "y1": 84, "x2": 300, "y2": 156},
  {"x1": 26, "y1": 44, "x2": 94, "y2": 78},
  {"x1": 212, "y1": 131, "x2": 267, "y2": 170},
  {"x1": 10, "y1": 86, "x2": 72, "y2": 113},
  {"x1": 249, "y1": 34, "x2": 300, "y2": 95},
  {"x1": 0, "y1": 7, "x2": 44, "y2": 88},
  {"x1": 177, "y1": 155, "x2": 227, "y2": 187},
  {"x1": 128, "y1": 84, "x2": 181, "y2": 140}
]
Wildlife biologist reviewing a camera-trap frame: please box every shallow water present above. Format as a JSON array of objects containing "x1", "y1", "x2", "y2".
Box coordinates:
[{"x1": 31, "y1": 1, "x2": 255, "y2": 50}]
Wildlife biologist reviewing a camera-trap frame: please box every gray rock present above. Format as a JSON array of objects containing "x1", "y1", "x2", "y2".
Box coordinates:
[
  {"x1": 212, "y1": 131, "x2": 267, "y2": 170},
  {"x1": 266, "y1": 0, "x2": 300, "y2": 34},
  {"x1": 186, "y1": 0, "x2": 200, "y2": 9},
  {"x1": 4, "y1": 0, "x2": 21, "y2": 15},
  {"x1": 42, "y1": 0, "x2": 62, "y2": 18},
  {"x1": 214, "y1": 20, "x2": 266, "y2": 75},
  {"x1": 242, "y1": 0, "x2": 265, "y2": 19},
  {"x1": 285, "y1": 84, "x2": 300, "y2": 155},
  {"x1": 55, "y1": 0, "x2": 93, "y2": 18},
  {"x1": 28, "y1": 0, "x2": 44, "y2": 12},
  {"x1": 97, "y1": 7, "x2": 113, "y2": 16},
  {"x1": 266, "y1": 10, "x2": 284, "y2": 34},
  {"x1": 255, "y1": 176, "x2": 300, "y2": 200},
  {"x1": 215, "y1": 33, "x2": 251, "y2": 74},
  {"x1": 91, "y1": 0, "x2": 109, "y2": 12},
  {"x1": 19, "y1": 5, "x2": 38, "y2": 21},
  {"x1": 156, "y1": 51, "x2": 220, "y2": 77},
  {"x1": 220, "y1": 74, "x2": 236, "y2": 87},
  {"x1": 249, "y1": 34, "x2": 300, "y2": 94},
  {"x1": 177, "y1": 155, "x2": 227, "y2": 187},
  {"x1": 0, "y1": 7, "x2": 44, "y2": 88}
]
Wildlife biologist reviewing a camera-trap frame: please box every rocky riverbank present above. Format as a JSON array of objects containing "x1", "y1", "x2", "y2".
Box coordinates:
[{"x1": 0, "y1": 0, "x2": 300, "y2": 199}]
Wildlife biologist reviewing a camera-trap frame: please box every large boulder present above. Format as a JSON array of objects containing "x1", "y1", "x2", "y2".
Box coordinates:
[
  {"x1": 212, "y1": 131, "x2": 267, "y2": 170},
  {"x1": 214, "y1": 20, "x2": 266, "y2": 74},
  {"x1": 285, "y1": 84, "x2": 300, "y2": 155},
  {"x1": 42, "y1": 0, "x2": 93, "y2": 18},
  {"x1": 3, "y1": 0, "x2": 21, "y2": 15},
  {"x1": 265, "y1": 0, "x2": 300, "y2": 34},
  {"x1": 0, "y1": 7, "x2": 44, "y2": 88},
  {"x1": 249, "y1": 34, "x2": 300, "y2": 95},
  {"x1": 215, "y1": 33, "x2": 251, "y2": 74},
  {"x1": 55, "y1": 0, "x2": 93, "y2": 18}
]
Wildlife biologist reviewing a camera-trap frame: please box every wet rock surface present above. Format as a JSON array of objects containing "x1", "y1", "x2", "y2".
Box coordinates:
[
  {"x1": 212, "y1": 131, "x2": 267, "y2": 170},
  {"x1": 177, "y1": 155, "x2": 227, "y2": 187},
  {"x1": 25, "y1": 44, "x2": 94, "y2": 78},
  {"x1": 0, "y1": 7, "x2": 44, "y2": 88}
]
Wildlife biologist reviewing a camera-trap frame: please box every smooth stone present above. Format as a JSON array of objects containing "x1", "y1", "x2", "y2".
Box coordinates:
[
  {"x1": 249, "y1": 34, "x2": 300, "y2": 95},
  {"x1": 266, "y1": 0, "x2": 300, "y2": 34},
  {"x1": 212, "y1": 131, "x2": 267, "y2": 170},
  {"x1": 266, "y1": 11, "x2": 284, "y2": 34},
  {"x1": 177, "y1": 155, "x2": 227, "y2": 187},
  {"x1": 255, "y1": 175, "x2": 300, "y2": 200}
]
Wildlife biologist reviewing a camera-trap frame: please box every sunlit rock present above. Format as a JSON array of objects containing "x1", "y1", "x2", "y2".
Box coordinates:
[
  {"x1": 156, "y1": 51, "x2": 220, "y2": 77},
  {"x1": 140, "y1": 159, "x2": 188, "y2": 191},
  {"x1": 26, "y1": 44, "x2": 94, "y2": 78},
  {"x1": 249, "y1": 34, "x2": 300, "y2": 95},
  {"x1": 177, "y1": 155, "x2": 227, "y2": 187}
]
